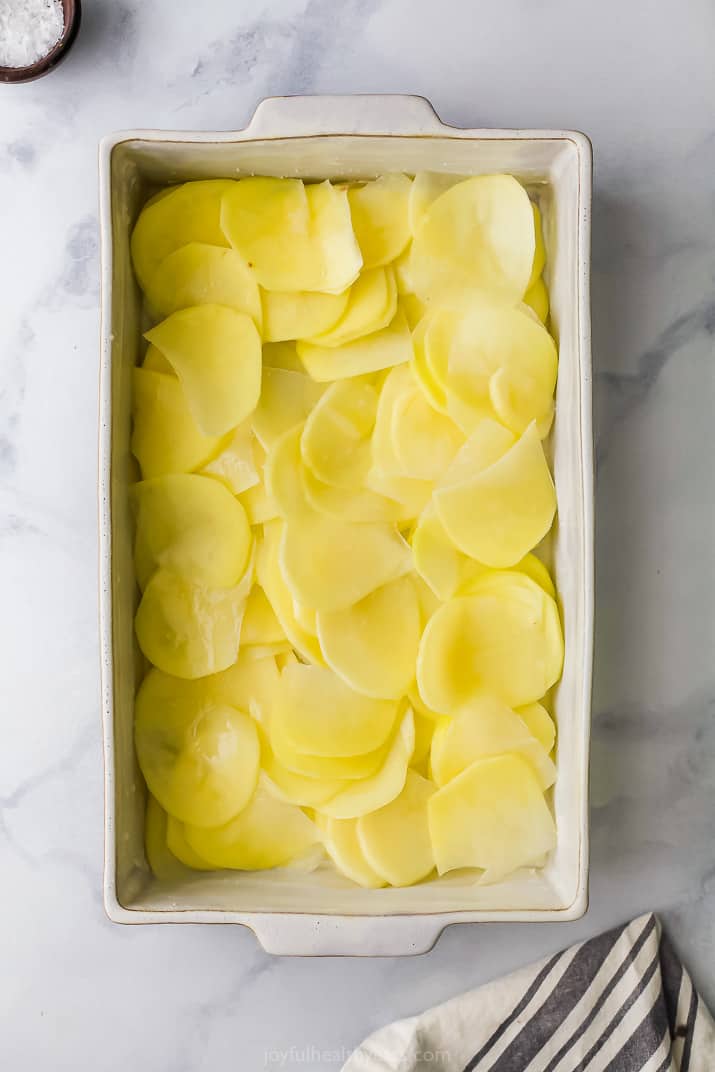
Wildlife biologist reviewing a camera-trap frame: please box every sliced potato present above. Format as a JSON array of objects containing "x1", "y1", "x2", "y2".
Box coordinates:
[
  {"x1": 297, "y1": 308, "x2": 413, "y2": 381},
  {"x1": 428, "y1": 754, "x2": 556, "y2": 880},
  {"x1": 357, "y1": 770, "x2": 435, "y2": 886},
  {"x1": 305, "y1": 267, "x2": 396, "y2": 347},
  {"x1": 408, "y1": 172, "x2": 460, "y2": 234},
  {"x1": 241, "y1": 585, "x2": 285, "y2": 646},
  {"x1": 256, "y1": 520, "x2": 324, "y2": 664},
  {"x1": 410, "y1": 311, "x2": 449, "y2": 413},
  {"x1": 517, "y1": 702, "x2": 556, "y2": 753},
  {"x1": 391, "y1": 384, "x2": 464, "y2": 480},
  {"x1": 316, "y1": 577, "x2": 421, "y2": 700},
  {"x1": 262, "y1": 340, "x2": 306, "y2": 372},
  {"x1": 392, "y1": 243, "x2": 414, "y2": 294},
  {"x1": 513, "y1": 553, "x2": 555, "y2": 598},
  {"x1": 302, "y1": 379, "x2": 378, "y2": 489},
  {"x1": 280, "y1": 513, "x2": 412, "y2": 611},
  {"x1": 523, "y1": 277, "x2": 549, "y2": 323},
  {"x1": 270, "y1": 720, "x2": 391, "y2": 780},
  {"x1": 238, "y1": 441, "x2": 278, "y2": 525},
  {"x1": 261, "y1": 739, "x2": 345, "y2": 807},
  {"x1": 412, "y1": 708, "x2": 436, "y2": 768},
  {"x1": 264, "y1": 424, "x2": 311, "y2": 519},
  {"x1": 185, "y1": 779, "x2": 319, "y2": 869},
  {"x1": 145, "y1": 305, "x2": 262, "y2": 437},
  {"x1": 434, "y1": 422, "x2": 556, "y2": 568},
  {"x1": 528, "y1": 201, "x2": 546, "y2": 289},
  {"x1": 262, "y1": 288, "x2": 349, "y2": 342},
  {"x1": 131, "y1": 179, "x2": 234, "y2": 292},
  {"x1": 145, "y1": 795, "x2": 188, "y2": 880},
  {"x1": 348, "y1": 174, "x2": 412, "y2": 268},
  {"x1": 135, "y1": 668, "x2": 260, "y2": 826},
  {"x1": 166, "y1": 815, "x2": 215, "y2": 870},
  {"x1": 133, "y1": 473, "x2": 252, "y2": 589},
  {"x1": 409, "y1": 174, "x2": 535, "y2": 305},
  {"x1": 316, "y1": 709, "x2": 414, "y2": 820},
  {"x1": 131, "y1": 368, "x2": 224, "y2": 479},
  {"x1": 205, "y1": 649, "x2": 281, "y2": 725},
  {"x1": 199, "y1": 421, "x2": 258, "y2": 495},
  {"x1": 252, "y1": 367, "x2": 323, "y2": 451},
  {"x1": 303, "y1": 464, "x2": 405, "y2": 523},
  {"x1": 142, "y1": 344, "x2": 175, "y2": 375},
  {"x1": 438, "y1": 417, "x2": 515, "y2": 488},
  {"x1": 416, "y1": 571, "x2": 564, "y2": 711},
  {"x1": 400, "y1": 292, "x2": 427, "y2": 329},
  {"x1": 143, "y1": 242, "x2": 262, "y2": 328},
  {"x1": 319, "y1": 816, "x2": 387, "y2": 888},
  {"x1": 411, "y1": 505, "x2": 485, "y2": 600}
]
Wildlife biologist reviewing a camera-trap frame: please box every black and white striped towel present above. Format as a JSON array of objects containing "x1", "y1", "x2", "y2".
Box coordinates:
[{"x1": 342, "y1": 914, "x2": 715, "y2": 1072}]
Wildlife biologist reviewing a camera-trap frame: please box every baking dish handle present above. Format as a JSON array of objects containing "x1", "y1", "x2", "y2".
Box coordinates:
[
  {"x1": 247, "y1": 914, "x2": 450, "y2": 957},
  {"x1": 245, "y1": 94, "x2": 446, "y2": 139}
]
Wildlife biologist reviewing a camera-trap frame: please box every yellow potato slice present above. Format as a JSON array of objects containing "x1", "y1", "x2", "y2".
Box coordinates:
[
  {"x1": 302, "y1": 379, "x2": 378, "y2": 489},
  {"x1": 434, "y1": 422, "x2": 556, "y2": 568},
  {"x1": 145, "y1": 795, "x2": 189, "y2": 880},
  {"x1": 523, "y1": 277, "x2": 549, "y2": 323},
  {"x1": 200, "y1": 421, "x2": 259, "y2": 495},
  {"x1": 438, "y1": 417, "x2": 516, "y2": 489},
  {"x1": 271, "y1": 729, "x2": 390, "y2": 780},
  {"x1": 133, "y1": 473, "x2": 252, "y2": 589},
  {"x1": 416, "y1": 571, "x2": 564, "y2": 711},
  {"x1": 131, "y1": 179, "x2": 235, "y2": 292},
  {"x1": 143, "y1": 243, "x2": 262, "y2": 329},
  {"x1": 221, "y1": 177, "x2": 361, "y2": 294},
  {"x1": 292, "y1": 601, "x2": 317, "y2": 635},
  {"x1": 264, "y1": 424, "x2": 311, "y2": 518},
  {"x1": 411, "y1": 505, "x2": 485, "y2": 600},
  {"x1": 528, "y1": 201, "x2": 546, "y2": 289},
  {"x1": 412, "y1": 709, "x2": 436, "y2": 768},
  {"x1": 303, "y1": 464, "x2": 406, "y2": 523},
  {"x1": 392, "y1": 243, "x2": 414, "y2": 294},
  {"x1": 304, "y1": 267, "x2": 396, "y2": 348},
  {"x1": 135, "y1": 565, "x2": 251, "y2": 679},
  {"x1": 262, "y1": 739, "x2": 345, "y2": 807},
  {"x1": 185, "y1": 778, "x2": 319, "y2": 869},
  {"x1": 252, "y1": 367, "x2": 323, "y2": 450},
  {"x1": 142, "y1": 344, "x2": 175, "y2": 374},
  {"x1": 428, "y1": 754, "x2": 557, "y2": 880},
  {"x1": 205, "y1": 649, "x2": 280, "y2": 725},
  {"x1": 240, "y1": 585, "x2": 285, "y2": 646},
  {"x1": 256, "y1": 520, "x2": 324, "y2": 664},
  {"x1": 369, "y1": 365, "x2": 438, "y2": 511},
  {"x1": 262, "y1": 340, "x2": 306, "y2": 372},
  {"x1": 429, "y1": 695, "x2": 556, "y2": 789},
  {"x1": 316, "y1": 577, "x2": 421, "y2": 700},
  {"x1": 262, "y1": 288, "x2": 349, "y2": 342},
  {"x1": 517, "y1": 702, "x2": 556, "y2": 753},
  {"x1": 348, "y1": 174, "x2": 412, "y2": 268},
  {"x1": 391, "y1": 384, "x2": 464, "y2": 480},
  {"x1": 316, "y1": 709, "x2": 414, "y2": 820},
  {"x1": 239, "y1": 477, "x2": 279, "y2": 525},
  {"x1": 513, "y1": 553, "x2": 556, "y2": 598},
  {"x1": 357, "y1": 769, "x2": 435, "y2": 886},
  {"x1": 131, "y1": 368, "x2": 225, "y2": 479},
  {"x1": 408, "y1": 172, "x2": 462, "y2": 234},
  {"x1": 165, "y1": 815, "x2": 215, "y2": 870},
  {"x1": 319, "y1": 816, "x2": 386, "y2": 888},
  {"x1": 410, "y1": 311, "x2": 449, "y2": 413},
  {"x1": 135, "y1": 668, "x2": 260, "y2": 826},
  {"x1": 411, "y1": 573, "x2": 442, "y2": 627},
  {"x1": 297, "y1": 308, "x2": 413, "y2": 381},
  {"x1": 409, "y1": 174, "x2": 535, "y2": 305},
  {"x1": 272, "y1": 663, "x2": 398, "y2": 757},
  {"x1": 145, "y1": 305, "x2": 262, "y2": 437},
  {"x1": 280, "y1": 513, "x2": 412, "y2": 611},
  {"x1": 400, "y1": 292, "x2": 427, "y2": 330}
]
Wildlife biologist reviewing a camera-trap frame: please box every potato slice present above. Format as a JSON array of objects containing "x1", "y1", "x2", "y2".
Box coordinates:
[
  {"x1": 262, "y1": 340, "x2": 306, "y2": 372},
  {"x1": 205, "y1": 649, "x2": 280, "y2": 725},
  {"x1": 412, "y1": 709, "x2": 436, "y2": 768},
  {"x1": 302, "y1": 379, "x2": 378, "y2": 489},
  {"x1": 239, "y1": 477, "x2": 278, "y2": 525},
  {"x1": 271, "y1": 729, "x2": 390, "y2": 780},
  {"x1": 185, "y1": 779, "x2": 319, "y2": 869},
  {"x1": 241, "y1": 585, "x2": 285, "y2": 646},
  {"x1": 271, "y1": 663, "x2": 398, "y2": 757},
  {"x1": 438, "y1": 417, "x2": 516, "y2": 489},
  {"x1": 411, "y1": 573, "x2": 442, "y2": 628},
  {"x1": 316, "y1": 577, "x2": 421, "y2": 700},
  {"x1": 145, "y1": 305, "x2": 262, "y2": 437},
  {"x1": 145, "y1": 795, "x2": 188, "y2": 880},
  {"x1": 348, "y1": 174, "x2": 412, "y2": 268},
  {"x1": 280, "y1": 513, "x2": 412, "y2": 611},
  {"x1": 319, "y1": 816, "x2": 386, "y2": 888},
  {"x1": 411, "y1": 505, "x2": 485, "y2": 600},
  {"x1": 316, "y1": 709, "x2": 414, "y2": 820},
  {"x1": 131, "y1": 368, "x2": 225, "y2": 479},
  {"x1": 517, "y1": 702, "x2": 556, "y2": 753},
  {"x1": 391, "y1": 385, "x2": 464, "y2": 480},
  {"x1": 142, "y1": 344, "x2": 175, "y2": 375},
  {"x1": 528, "y1": 201, "x2": 546, "y2": 289},
  {"x1": 392, "y1": 243, "x2": 414, "y2": 294},
  {"x1": 429, "y1": 695, "x2": 556, "y2": 789},
  {"x1": 409, "y1": 174, "x2": 535, "y2": 305},
  {"x1": 524, "y1": 277, "x2": 549, "y2": 323},
  {"x1": 135, "y1": 565, "x2": 250, "y2": 679},
  {"x1": 292, "y1": 601, "x2": 317, "y2": 635},
  {"x1": 370, "y1": 364, "x2": 437, "y2": 512},
  {"x1": 256, "y1": 520, "x2": 324, "y2": 664},
  {"x1": 297, "y1": 308, "x2": 413, "y2": 381},
  {"x1": 357, "y1": 769, "x2": 435, "y2": 886},
  {"x1": 131, "y1": 179, "x2": 234, "y2": 292},
  {"x1": 434, "y1": 422, "x2": 556, "y2": 568},
  {"x1": 133, "y1": 473, "x2": 252, "y2": 589},
  {"x1": 513, "y1": 553, "x2": 555, "y2": 598},
  {"x1": 408, "y1": 172, "x2": 461, "y2": 234},
  {"x1": 143, "y1": 243, "x2": 262, "y2": 328},
  {"x1": 199, "y1": 422, "x2": 259, "y2": 496},
  {"x1": 305, "y1": 267, "x2": 396, "y2": 348},
  {"x1": 135, "y1": 668, "x2": 260, "y2": 826},
  {"x1": 166, "y1": 815, "x2": 215, "y2": 870},
  {"x1": 417, "y1": 571, "x2": 564, "y2": 711},
  {"x1": 262, "y1": 739, "x2": 345, "y2": 807},
  {"x1": 303, "y1": 464, "x2": 405, "y2": 523},
  {"x1": 262, "y1": 288, "x2": 349, "y2": 342},
  {"x1": 252, "y1": 367, "x2": 323, "y2": 451},
  {"x1": 400, "y1": 292, "x2": 427, "y2": 329},
  {"x1": 265, "y1": 424, "x2": 311, "y2": 519},
  {"x1": 410, "y1": 311, "x2": 449, "y2": 413},
  {"x1": 221, "y1": 177, "x2": 361, "y2": 294},
  {"x1": 428, "y1": 754, "x2": 557, "y2": 880}
]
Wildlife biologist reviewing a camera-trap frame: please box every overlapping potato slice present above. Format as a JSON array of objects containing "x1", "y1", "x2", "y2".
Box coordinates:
[
  {"x1": 438, "y1": 417, "x2": 516, "y2": 488},
  {"x1": 143, "y1": 243, "x2": 262, "y2": 328},
  {"x1": 238, "y1": 441, "x2": 279, "y2": 525},
  {"x1": 265, "y1": 425, "x2": 311, "y2": 518},
  {"x1": 133, "y1": 473, "x2": 252, "y2": 590},
  {"x1": 434, "y1": 421, "x2": 556, "y2": 568},
  {"x1": 304, "y1": 267, "x2": 396, "y2": 347},
  {"x1": 205, "y1": 649, "x2": 280, "y2": 725},
  {"x1": 185, "y1": 778, "x2": 320, "y2": 869},
  {"x1": 412, "y1": 709, "x2": 436, "y2": 768},
  {"x1": 145, "y1": 795, "x2": 190, "y2": 880},
  {"x1": 316, "y1": 577, "x2": 421, "y2": 699},
  {"x1": 262, "y1": 288, "x2": 349, "y2": 342},
  {"x1": 271, "y1": 729, "x2": 391, "y2": 781},
  {"x1": 369, "y1": 365, "x2": 438, "y2": 512},
  {"x1": 409, "y1": 174, "x2": 535, "y2": 305},
  {"x1": 252, "y1": 367, "x2": 323, "y2": 451},
  {"x1": 135, "y1": 669, "x2": 260, "y2": 826},
  {"x1": 200, "y1": 421, "x2": 259, "y2": 495},
  {"x1": 428, "y1": 754, "x2": 557, "y2": 880},
  {"x1": 517, "y1": 702, "x2": 556, "y2": 753},
  {"x1": 166, "y1": 814, "x2": 215, "y2": 870},
  {"x1": 391, "y1": 383, "x2": 464, "y2": 480},
  {"x1": 412, "y1": 505, "x2": 485, "y2": 600},
  {"x1": 316, "y1": 709, "x2": 414, "y2": 820},
  {"x1": 221, "y1": 177, "x2": 361, "y2": 293},
  {"x1": 417, "y1": 571, "x2": 564, "y2": 712},
  {"x1": 524, "y1": 277, "x2": 549, "y2": 323},
  {"x1": 131, "y1": 179, "x2": 235, "y2": 292},
  {"x1": 240, "y1": 585, "x2": 285, "y2": 646},
  {"x1": 256, "y1": 520, "x2": 324, "y2": 664},
  {"x1": 262, "y1": 739, "x2": 345, "y2": 807},
  {"x1": 319, "y1": 815, "x2": 387, "y2": 888},
  {"x1": 400, "y1": 292, "x2": 427, "y2": 330},
  {"x1": 429, "y1": 695, "x2": 556, "y2": 789},
  {"x1": 348, "y1": 174, "x2": 412, "y2": 268},
  {"x1": 392, "y1": 243, "x2": 414, "y2": 294},
  {"x1": 302, "y1": 379, "x2": 378, "y2": 489},
  {"x1": 410, "y1": 310, "x2": 450, "y2": 413},
  {"x1": 262, "y1": 340, "x2": 306, "y2": 372},
  {"x1": 513, "y1": 553, "x2": 556, "y2": 598},
  {"x1": 131, "y1": 368, "x2": 225, "y2": 479},
  {"x1": 145, "y1": 305, "x2": 262, "y2": 436},
  {"x1": 297, "y1": 308, "x2": 413, "y2": 381},
  {"x1": 408, "y1": 172, "x2": 461, "y2": 234},
  {"x1": 303, "y1": 463, "x2": 406, "y2": 523},
  {"x1": 529, "y1": 201, "x2": 546, "y2": 289},
  {"x1": 280, "y1": 512, "x2": 412, "y2": 611},
  {"x1": 357, "y1": 770, "x2": 435, "y2": 886},
  {"x1": 135, "y1": 564, "x2": 251, "y2": 679},
  {"x1": 142, "y1": 344, "x2": 175, "y2": 374}
]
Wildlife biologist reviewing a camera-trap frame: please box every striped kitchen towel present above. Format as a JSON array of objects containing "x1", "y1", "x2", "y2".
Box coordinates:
[{"x1": 342, "y1": 914, "x2": 715, "y2": 1072}]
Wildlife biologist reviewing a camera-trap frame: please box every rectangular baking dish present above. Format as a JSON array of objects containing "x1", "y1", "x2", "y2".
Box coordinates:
[{"x1": 99, "y1": 95, "x2": 593, "y2": 956}]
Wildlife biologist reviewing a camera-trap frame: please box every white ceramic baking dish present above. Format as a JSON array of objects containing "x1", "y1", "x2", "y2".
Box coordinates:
[{"x1": 98, "y1": 95, "x2": 593, "y2": 956}]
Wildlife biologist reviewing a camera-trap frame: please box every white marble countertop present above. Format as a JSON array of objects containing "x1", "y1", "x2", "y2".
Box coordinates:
[{"x1": 2, "y1": 0, "x2": 714, "y2": 1067}]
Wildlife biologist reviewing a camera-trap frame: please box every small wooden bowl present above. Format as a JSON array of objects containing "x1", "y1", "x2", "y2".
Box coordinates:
[{"x1": 0, "y1": 0, "x2": 82, "y2": 84}]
